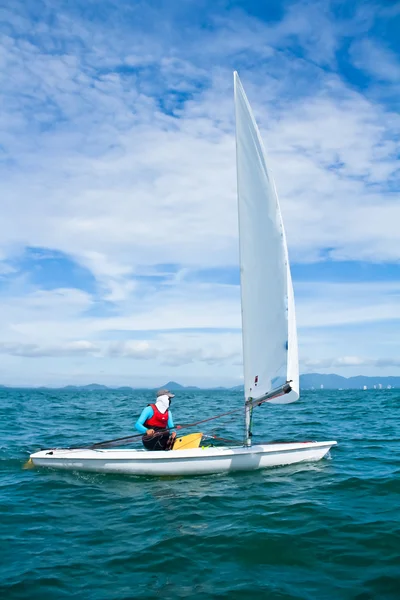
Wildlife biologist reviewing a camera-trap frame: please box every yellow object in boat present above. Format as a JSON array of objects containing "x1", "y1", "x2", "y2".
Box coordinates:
[{"x1": 172, "y1": 433, "x2": 202, "y2": 450}]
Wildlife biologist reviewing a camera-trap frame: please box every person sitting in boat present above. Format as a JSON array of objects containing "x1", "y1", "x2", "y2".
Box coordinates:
[{"x1": 135, "y1": 389, "x2": 177, "y2": 451}]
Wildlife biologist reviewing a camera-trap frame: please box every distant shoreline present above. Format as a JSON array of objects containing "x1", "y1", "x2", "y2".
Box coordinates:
[{"x1": 1, "y1": 374, "x2": 399, "y2": 391}]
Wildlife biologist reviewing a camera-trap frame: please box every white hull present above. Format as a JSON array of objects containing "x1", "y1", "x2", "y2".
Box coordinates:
[{"x1": 30, "y1": 441, "x2": 337, "y2": 476}]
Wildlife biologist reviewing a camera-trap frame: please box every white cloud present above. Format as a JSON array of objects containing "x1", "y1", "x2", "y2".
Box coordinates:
[
  {"x1": 302, "y1": 356, "x2": 400, "y2": 369},
  {"x1": 295, "y1": 281, "x2": 400, "y2": 328},
  {"x1": 0, "y1": 277, "x2": 398, "y2": 381},
  {"x1": 0, "y1": 1, "x2": 399, "y2": 384},
  {"x1": 107, "y1": 334, "x2": 241, "y2": 367},
  {"x1": 350, "y1": 38, "x2": 400, "y2": 83},
  {"x1": 107, "y1": 340, "x2": 157, "y2": 360},
  {"x1": 1, "y1": 2, "x2": 399, "y2": 279},
  {"x1": 0, "y1": 340, "x2": 99, "y2": 358}
]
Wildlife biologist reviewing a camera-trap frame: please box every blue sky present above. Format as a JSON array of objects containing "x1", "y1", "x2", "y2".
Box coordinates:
[{"x1": 0, "y1": 0, "x2": 399, "y2": 386}]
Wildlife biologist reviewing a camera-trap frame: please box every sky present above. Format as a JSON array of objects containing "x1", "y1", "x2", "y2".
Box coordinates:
[{"x1": 0, "y1": 0, "x2": 399, "y2": 387}]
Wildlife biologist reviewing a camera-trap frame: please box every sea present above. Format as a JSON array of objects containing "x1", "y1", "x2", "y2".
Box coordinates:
[{"x1": 1, "y1": 388, "x2": 399, "y2": 600}]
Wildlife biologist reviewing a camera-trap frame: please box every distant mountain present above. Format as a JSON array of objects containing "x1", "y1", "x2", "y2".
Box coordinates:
[
  {"x1": 158, "y1": 381, "x2": 201, "y2": 390},
  {"x1": 62, "y1": 384, "x2": 110, "y2": 391},
  {"x1": 1, "y1": 375, "x2": 399, "y2": 391}
]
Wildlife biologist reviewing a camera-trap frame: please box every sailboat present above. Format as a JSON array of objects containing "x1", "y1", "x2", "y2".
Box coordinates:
[{"x1": 29, "y1": 73, "x2": 336, "y2": 476}]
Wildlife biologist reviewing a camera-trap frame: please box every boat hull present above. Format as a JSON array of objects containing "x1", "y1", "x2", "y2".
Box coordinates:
[{"x1": 30, "y1": 441, "x2": 337, "y2": 476}]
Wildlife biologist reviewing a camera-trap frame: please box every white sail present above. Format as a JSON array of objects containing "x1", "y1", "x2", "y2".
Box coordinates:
[
  {"x1": 268, "y1": 225, "x2": 299, "y2": 404},
  {"x1": 234, "y1": 71, "x2": 299, "y2": 405},
  {"x1": 286, "y1": 265, "x2": 300, "y2": 398}
]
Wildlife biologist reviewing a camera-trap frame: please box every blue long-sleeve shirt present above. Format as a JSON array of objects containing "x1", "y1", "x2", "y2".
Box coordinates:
[{"x1": 135, "y1": 406, "x2": 174, "y2": 434}]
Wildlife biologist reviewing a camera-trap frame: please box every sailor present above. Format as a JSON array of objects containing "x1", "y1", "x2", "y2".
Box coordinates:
[{"x1": 135, "y1": 389, "x2": 177, "y2": 451}]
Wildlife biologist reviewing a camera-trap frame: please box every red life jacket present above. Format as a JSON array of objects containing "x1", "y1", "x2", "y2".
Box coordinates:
[{"x1": 144, "y1": 404, "x2": 169, "y2": 429}]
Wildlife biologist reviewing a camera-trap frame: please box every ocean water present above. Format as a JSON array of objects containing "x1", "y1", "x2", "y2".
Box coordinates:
[{"x1": 1, "y1": 388, "x2": 399, "y2": 600}]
